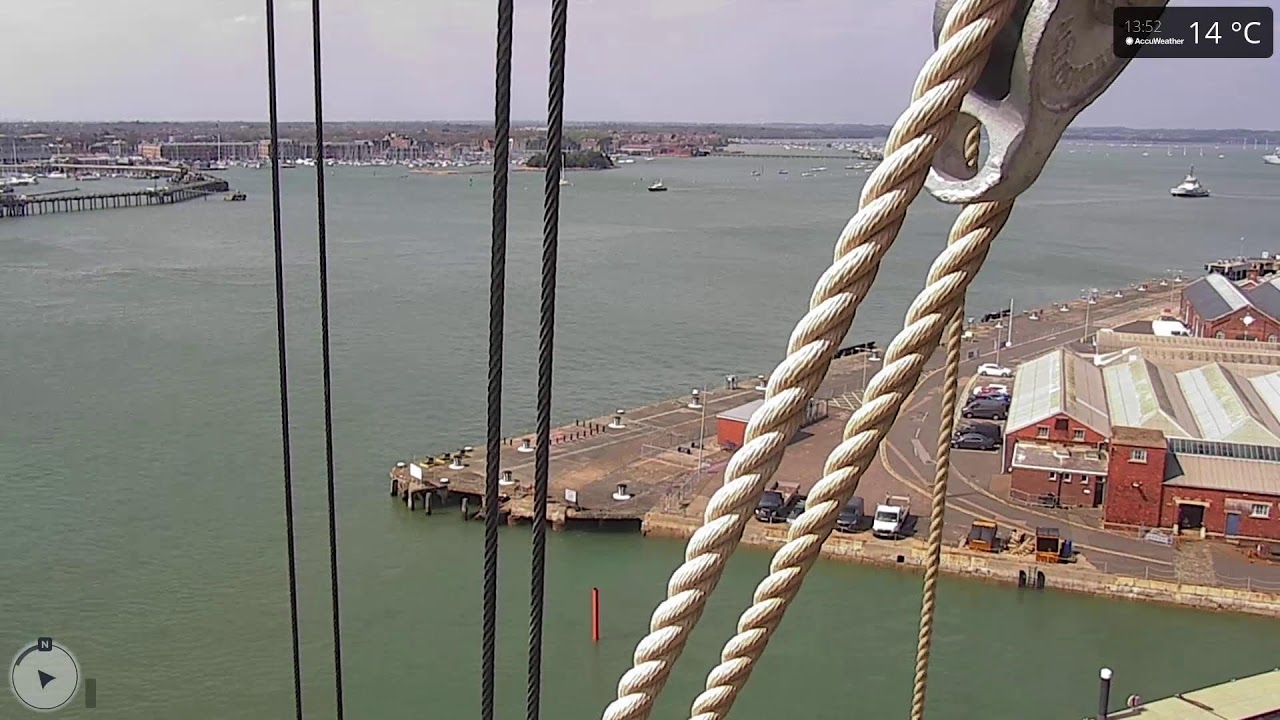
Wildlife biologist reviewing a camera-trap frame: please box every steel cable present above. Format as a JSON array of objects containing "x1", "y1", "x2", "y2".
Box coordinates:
[
  {"x1": 602, "y1": 2, "x2": 1014, "y2": 717},
  {"x1": 262, "y1": 1, "x2": 304, "y2": 717},
  {"x1": 307, "y1": 0, "x2": 347, "y2": 716},
  {"x1": 529, "y1": 0, "x2": 569, "y2": 718},
  {"x1": 482, "y1": 0, "x2": 516, "y2": 717}
]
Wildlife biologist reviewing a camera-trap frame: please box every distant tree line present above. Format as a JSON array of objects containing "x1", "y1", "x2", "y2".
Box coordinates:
[{"x1": 525, "y1": 150, "x2": 613, "y2": 170}]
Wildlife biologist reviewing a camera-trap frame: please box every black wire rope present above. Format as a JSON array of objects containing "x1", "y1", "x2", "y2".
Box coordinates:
[
  {"x1": 263, "y1": 1, "x2": 304, "y2": 718},
  {"x1": 528, "y1": 0, "x2": 569, "y2": 718},
  {"x1": 307, "y1": 0, "x2": 347, "y2": 717},
  {"x1": 483, "y1": 0, "x2": 516, "y2": 718}
]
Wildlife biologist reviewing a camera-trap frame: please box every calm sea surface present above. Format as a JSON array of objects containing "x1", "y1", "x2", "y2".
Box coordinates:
[{"x1": 2, "y1": 146, "x2": 1278, "y2": 719}]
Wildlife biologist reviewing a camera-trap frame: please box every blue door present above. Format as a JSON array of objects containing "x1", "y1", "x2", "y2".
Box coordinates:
[{"x1": 1225, "y1": 512, "x2": 1242, "y2": 537}]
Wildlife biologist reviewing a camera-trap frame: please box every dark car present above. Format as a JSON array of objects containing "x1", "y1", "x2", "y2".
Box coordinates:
[
  {"x1": 754, "y1": 490, "x2": 787, "y2": 523},
  {"x1": 835, "y1": 497, "x2": 866, "y2": 533},
  {"x1": 785, "y1": 496, "x2": 808, "y2": 524},
  {"x1": 951, "y1": 431, "x2": 999, "y2": 451},
  {"x1": 958, "y1": 422, "x2": 1001, "y2": 440},
  {"x1": 962, "y1": 398, "x2": 1007, "y2": 420}
]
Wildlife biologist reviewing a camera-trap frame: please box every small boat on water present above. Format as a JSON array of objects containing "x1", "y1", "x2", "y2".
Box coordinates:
[
  {"x1": 559, "y1": 177, "x2": 572, "y2": 187},
  {"x1": 1169, "y1": 166, "x2": 1209, "y2": 198},
  {"x1": 224, "y1": 191, "x2": 247, "y2": 202},
  {"x1": 1265, "y1": 148, "x2": 1280, "y2": 166},
  {"x1": 777, "y1": 169, "x2": 788, "y2": 175},
  {"x1": 647, "y1": 180, "x2": 667, "y2": 192}
]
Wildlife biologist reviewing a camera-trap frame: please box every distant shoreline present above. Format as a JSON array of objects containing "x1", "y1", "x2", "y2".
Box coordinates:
[{"x1": 3, "y1": 121, "x2": 1275, "y2": 147}]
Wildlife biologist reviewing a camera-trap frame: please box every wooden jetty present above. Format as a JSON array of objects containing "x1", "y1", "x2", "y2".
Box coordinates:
[
  {"x1": 1, "y1": 164, "x2": 230, "y2": 219},
  {"x1": 389, "y1": 379, "x2": 772, "y2": 529}
]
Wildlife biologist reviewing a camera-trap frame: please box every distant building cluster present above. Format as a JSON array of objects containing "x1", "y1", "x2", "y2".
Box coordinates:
[
  {"x1": 1000, "y1": 280, "x2": 1280, "y2": 542},
  {"x1": 1179, "y1": 255, "x2": 1280, "y2": 341},
  {"x1": 3, "y1": 127, "x2": 726, "y2": 169}
]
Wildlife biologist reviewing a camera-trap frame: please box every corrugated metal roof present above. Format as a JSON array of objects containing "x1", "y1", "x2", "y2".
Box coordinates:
[
  {"x1": 1164, "y1": 453, "x2": 1280, "y2": 495},
  {"x1": 1007, "y1": 349, "x2": 1109, "y2": 435},
  {"x1": 1116, "y1": 670, "x2": 1280, "y2": 720},
  {"x1": 1176, "y1": 364, "x2": 1280, "y2": 445},
  {"x1": 1005, "y1": 350, "x2": 1063, "y2": 433},
  {"x1": 1065, "y1": 352, "x2": 1111, "y2": 435},
  {"x1": 1247, "y1": 276, "x2": 1280, "y2": 323},
  {"x1": 716, "y1": 398, "x2": 765, "y2": 424}
]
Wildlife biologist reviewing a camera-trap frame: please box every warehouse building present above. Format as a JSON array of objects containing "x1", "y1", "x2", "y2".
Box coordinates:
[{"x1": 1003, "y1": 341, "x2": 1280, "y2": 540}]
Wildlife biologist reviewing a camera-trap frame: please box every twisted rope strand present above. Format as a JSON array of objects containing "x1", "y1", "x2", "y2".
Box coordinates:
[
  {"x1": 601, "y1": 3, "x2": 1013, "y2": 719},
  {"x1": 908, "y1": 122, "x2": 983, "y2": 720},
  {"x1": 687, "y1": 198, "x2": 1015, "y2": 720}
]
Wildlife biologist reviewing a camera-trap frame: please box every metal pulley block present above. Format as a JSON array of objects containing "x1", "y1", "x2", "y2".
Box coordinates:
[{"x1": 925, "y1": 0, "x2": 1169, "y2": 204}]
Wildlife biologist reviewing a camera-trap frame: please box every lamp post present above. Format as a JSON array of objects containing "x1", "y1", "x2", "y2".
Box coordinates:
[
  {"x1": 1006, "y1": 297, "x2": 1015, "y2": 348},
  {"x1": 861, "y1": 353, "x2": 882, "y2": 397}
]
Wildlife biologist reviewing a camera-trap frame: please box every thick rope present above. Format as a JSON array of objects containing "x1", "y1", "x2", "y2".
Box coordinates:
[
  {"x1": 601, "y1": 3, "x2": 1014, "y2": 719},
  {"x1": 482, "y1": 0, "x2": 515, "y2": 716},
  {"x1": 529, "y1": 0, "x2": 568, "y2": 718},
  {"x1": 907, "y1": 122, "x2": 982, "y2": 720},
  {"x1": 688, "y1": 198, "x2": 1016, "y2": 720}
]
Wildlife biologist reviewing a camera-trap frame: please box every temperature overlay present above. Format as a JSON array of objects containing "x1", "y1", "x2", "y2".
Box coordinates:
[{"x1": 1113, "y1": 5, "x2": 1273, "y2": 59}]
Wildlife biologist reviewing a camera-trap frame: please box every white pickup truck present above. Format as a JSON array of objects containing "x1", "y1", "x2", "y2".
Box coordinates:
[{"x1": 872, "y1": 494, "x2": 912, "y2": 539}]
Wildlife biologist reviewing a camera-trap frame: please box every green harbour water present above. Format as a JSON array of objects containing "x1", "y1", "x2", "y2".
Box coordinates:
[{"x1": 2, "y1": 149, "x2": 1278, "y2": 718}]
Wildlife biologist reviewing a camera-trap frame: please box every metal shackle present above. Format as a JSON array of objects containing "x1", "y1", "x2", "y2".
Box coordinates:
[{"x1": 925, "y1": 0, "x2": 1170, "y2": 204}]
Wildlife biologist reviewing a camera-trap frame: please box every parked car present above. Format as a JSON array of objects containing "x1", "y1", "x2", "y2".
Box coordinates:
[
  {"x1": 957, "y1": 422, "x2": 1001, "y2": 440},
  {"x1": 977, "y1": 363, "x2": 1013, "y2": 378},
  {"x1": 785, "y1": 495, "x2": 808, "y2": 524},
  {"x1": 969, "y1": 393, "x2": 1010, "y2": 408},
  {"x1": 972, "y1": 383, "x2": 1009, "y2": 398},
  {"x1": 951, "y1": 431, "x2": 999, "y2": 451},
  {"x1": 754, "y1": 490, "x2": 787, "y2": 523},
  {"x1": 835, "y1": 497, "x2": 866, "y2": 533},
  {"x1": 962, "y1": 398, "x2": 1007, "y2": 420},
  {"x1": 755, "y1": 481, "x2": 802, "y2": 523}
]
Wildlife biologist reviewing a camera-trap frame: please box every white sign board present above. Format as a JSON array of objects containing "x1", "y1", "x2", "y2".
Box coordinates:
[
  {"x1": 409, "y1": 463, "x2": 423, "y2": 480},
  {"x1": 564, "y1": 488, "x2": 578, "y2": 505}
]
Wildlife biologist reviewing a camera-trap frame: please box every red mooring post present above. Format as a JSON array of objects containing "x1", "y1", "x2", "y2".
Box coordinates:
[{"x1": 591, "y1": 587, "x2": 601, "y2": 642}]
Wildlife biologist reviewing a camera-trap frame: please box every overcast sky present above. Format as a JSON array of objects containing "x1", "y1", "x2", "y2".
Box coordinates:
[{"x1": 3, "y1": 0, "x2": 1276, "y2": 127}]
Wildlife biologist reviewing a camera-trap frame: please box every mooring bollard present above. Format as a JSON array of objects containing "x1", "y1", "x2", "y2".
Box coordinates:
[{"x1": 1097, "y1": 668, "x2": 1112, "y2": 720}]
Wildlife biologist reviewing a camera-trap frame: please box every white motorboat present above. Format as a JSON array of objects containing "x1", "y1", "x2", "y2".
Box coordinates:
[{"x1": 1169, "y1": 166, "x2": 1209, "y2": 198}]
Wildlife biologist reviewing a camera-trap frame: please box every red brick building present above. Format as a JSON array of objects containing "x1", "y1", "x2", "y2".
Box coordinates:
[
  {"x1": 1003, "y1": 349, "x2": 1111, "y2": 507},
  {"x1": 1099, "y1": 426, "x2": 1168, "y2": 528},
  {"x1": 1180, "y1": 273, "x2": 1280, "y2": 342},
  {"x1": 1001, "y1": 342, "x2": 1280, "y2": 540},
  {"x1": 716, "y1": 397, "x2": 826, "y2": 450}
]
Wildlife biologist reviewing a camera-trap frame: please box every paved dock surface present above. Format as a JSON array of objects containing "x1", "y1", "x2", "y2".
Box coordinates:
[
  {"x1": 391, "y1": 385, "x2": 762, "y2": 523},
  {"x1": 652, "y1": 284, "x2": 1280, "y2": 590}
]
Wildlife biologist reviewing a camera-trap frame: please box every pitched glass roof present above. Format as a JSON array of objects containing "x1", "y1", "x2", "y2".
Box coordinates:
[{"x1": 1175, "y1": 364, "x2": 1280, "y2": 445}]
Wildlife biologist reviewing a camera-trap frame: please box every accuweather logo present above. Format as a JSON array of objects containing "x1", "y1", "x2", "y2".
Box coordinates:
[{"x1": 1125, "y1": 36, "x2": 1186, "y2": 45}]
